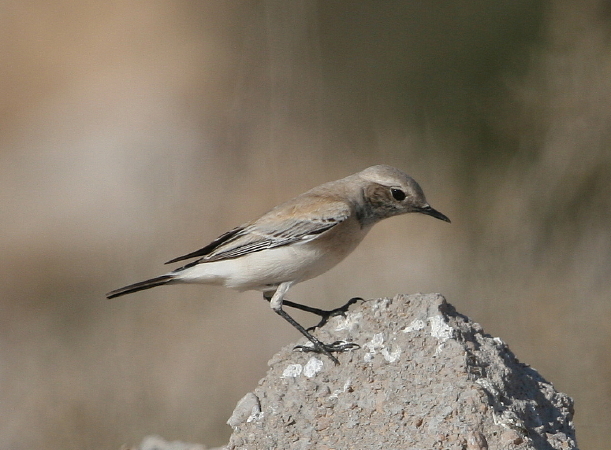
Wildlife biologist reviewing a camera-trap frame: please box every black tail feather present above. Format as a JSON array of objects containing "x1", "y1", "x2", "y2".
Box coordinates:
[{"x1": 106, "y1": 275, "x2": 174, "y2": 299}]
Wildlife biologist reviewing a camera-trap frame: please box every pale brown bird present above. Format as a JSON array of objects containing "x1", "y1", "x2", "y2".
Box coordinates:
[{"x1": 107, "y1": 165, "x2": 450, "y2": 363}]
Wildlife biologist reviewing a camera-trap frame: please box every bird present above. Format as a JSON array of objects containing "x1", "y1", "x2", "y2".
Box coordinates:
[{"x1": 106, "y1": 165, "x2": 450, "y2": 364}]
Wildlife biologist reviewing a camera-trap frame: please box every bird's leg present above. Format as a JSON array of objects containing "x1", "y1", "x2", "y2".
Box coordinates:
[
  {"x1": 302, "y1": 297, "x2": 363, "y2": 331},
  {"x1": 267, "y1": 283, "x2": 359, "y2": 365},
  {"x1": 263, "y1": 293, "x2": 363, "y2": 331}
]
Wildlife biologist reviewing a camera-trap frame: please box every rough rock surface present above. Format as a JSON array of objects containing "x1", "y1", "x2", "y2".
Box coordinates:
[
  {"x1": 125, "y1": 435, "x2": 209, "y2": 450},
  {"x1": 224, "y1": 293, "x2": 577, "y2": 450}
]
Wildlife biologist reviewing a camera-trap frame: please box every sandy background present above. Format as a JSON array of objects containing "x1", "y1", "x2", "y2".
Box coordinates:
[{"x1": 1, "y1": 1, "x2": 609, "y2": 448}]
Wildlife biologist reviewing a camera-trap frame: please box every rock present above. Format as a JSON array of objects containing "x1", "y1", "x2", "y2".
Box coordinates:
[
  {"x1": 225, "y1": 293, "x2": 577, "y2": 450},
  {"x1": 128, "y1": 435, "x2": 208, "y2": 450}
]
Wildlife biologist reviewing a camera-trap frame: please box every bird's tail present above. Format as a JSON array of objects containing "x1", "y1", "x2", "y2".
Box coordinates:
[{"x1": 106, "y1": 275, "x2": 174, "y2": 299}]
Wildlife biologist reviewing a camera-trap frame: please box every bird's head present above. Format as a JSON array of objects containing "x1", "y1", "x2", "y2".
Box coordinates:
[{"x1": 358, "y1": 165, "x2": 451, "y2": 225}]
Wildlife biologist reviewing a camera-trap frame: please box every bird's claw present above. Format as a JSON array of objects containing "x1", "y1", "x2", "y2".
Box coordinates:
[
  {"x1": 306, "y1": 297, "x2": 364, "y2": 331},
  {"x1": 294, "y1": 340, "x2": 360, "y2": 364}
]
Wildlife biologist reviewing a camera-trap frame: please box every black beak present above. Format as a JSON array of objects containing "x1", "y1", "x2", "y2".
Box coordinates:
[{"x1": 418, "y1": 205, "x2": 451, "y2": 223}]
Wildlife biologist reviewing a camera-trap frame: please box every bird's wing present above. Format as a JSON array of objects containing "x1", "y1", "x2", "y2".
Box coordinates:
[
  {"x1": 166, "y1": 197, "x2": 351, "y2": 265},
  {"x1": 165, "y1": 226, "x2": 245, "y2": 264}
]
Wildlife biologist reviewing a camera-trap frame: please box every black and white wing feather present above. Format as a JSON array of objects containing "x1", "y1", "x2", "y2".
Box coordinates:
[{"x1": 167, "y1": 198, "x2": 351, "y2": 267}]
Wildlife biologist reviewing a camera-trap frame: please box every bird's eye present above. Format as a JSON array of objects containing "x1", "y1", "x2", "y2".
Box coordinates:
[{"x1": 391, "y1": 188, "x2": 406, "y2": 201}]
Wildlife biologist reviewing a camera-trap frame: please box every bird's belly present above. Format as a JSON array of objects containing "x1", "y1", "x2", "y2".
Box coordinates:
[
  {"x1": 227, "y1": 244, "x2": 335, "y2": 291},
  {"x1": 174, "y1": 245, "x2": 318, "y2": 291}
]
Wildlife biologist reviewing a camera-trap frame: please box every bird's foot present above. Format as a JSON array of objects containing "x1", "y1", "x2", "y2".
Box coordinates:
[
  {"x1": 270, "y1": 296, "x2": 363, "y2": 364},
  {"x1": 305, "y1": 297, "x2": 364, "y2": 331},
  {"x1": 294, "y1": 340, "x2": 360, "y2": 364}
]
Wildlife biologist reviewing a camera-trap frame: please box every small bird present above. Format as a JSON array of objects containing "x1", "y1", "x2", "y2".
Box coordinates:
[{"x1": 107, "y1": 165, "x2": 450, "y2": 363}]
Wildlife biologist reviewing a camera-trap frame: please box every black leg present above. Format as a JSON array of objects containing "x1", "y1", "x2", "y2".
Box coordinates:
[
  {"x1": 263, "y1": 294, "x2": 364, "y2": 331},
  {"x1": 273, "y1": 307, "x2": 359, "y2": 365},
  {"x1": 264, "y1": 292, "x2": 360, "y2": 364}
]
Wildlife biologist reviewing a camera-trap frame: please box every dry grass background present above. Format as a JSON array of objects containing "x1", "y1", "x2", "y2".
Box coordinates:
[{"x1": 1, "y1": 1, "x2": 609, "y2": 448}]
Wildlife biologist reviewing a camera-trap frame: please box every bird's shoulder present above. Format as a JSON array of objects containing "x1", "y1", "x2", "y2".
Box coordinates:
[{"x1": 255, "y1": 190, "x2": 353, "y2": 229}]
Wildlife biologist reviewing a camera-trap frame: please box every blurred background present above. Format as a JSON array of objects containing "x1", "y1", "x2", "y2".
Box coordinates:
[{"x1": 1, "y1": 1, "x2": 609, "y2": 448}]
